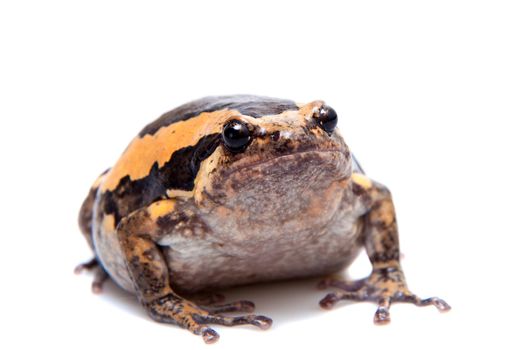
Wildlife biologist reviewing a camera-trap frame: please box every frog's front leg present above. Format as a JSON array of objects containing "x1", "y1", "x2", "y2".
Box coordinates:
[
  {"x1": 319, "y1": 173, "x2": 451, "y2": 324},
  {"x1": 117, "y1": 199, "x2": 272, "y2": 344}
]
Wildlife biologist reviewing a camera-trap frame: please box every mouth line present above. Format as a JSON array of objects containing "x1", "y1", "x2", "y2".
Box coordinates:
[{"x1": 223, "y1": 148, "x2": 349, "y2": 176}]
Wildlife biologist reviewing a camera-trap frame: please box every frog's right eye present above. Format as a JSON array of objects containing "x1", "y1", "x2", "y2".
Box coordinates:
[{"x1": 222, "y1": 120, "x2": 251, "y2": 152}]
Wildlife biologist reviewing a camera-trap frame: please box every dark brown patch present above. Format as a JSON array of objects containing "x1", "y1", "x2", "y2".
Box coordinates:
[
  {"x1": 99, "y1": 133, "x2": 221, "y2": 225},
  {"x1": 352, "y1": 183, "x2": 367, "y2": 196},
  {"x1": 139, "y1": 95, "x2": 298, "y2": 137}
]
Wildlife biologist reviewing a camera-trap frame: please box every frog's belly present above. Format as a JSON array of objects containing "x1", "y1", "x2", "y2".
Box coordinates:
[
  {"x1": 95, "y1": 212, "x2": 364, "y2": 294},
  {"x1": 160, "y1": 221, "x2": 364, "y2": 294}
]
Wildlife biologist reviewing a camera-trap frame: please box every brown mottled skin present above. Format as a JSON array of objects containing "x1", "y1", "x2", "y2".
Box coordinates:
[{"x1": 76, "y1": 95, "x2": 450, "y2": 343}]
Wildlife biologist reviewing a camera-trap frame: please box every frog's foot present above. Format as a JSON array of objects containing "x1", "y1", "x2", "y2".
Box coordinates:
[
  {"x1": 318, "y1": 267, "x2": 451, "y2": 324},
  {"x1": 74, "y1": 257, "x2": 109, "y2": 294},
  {"x1": 146, "y1": 294, "x2": 272, "y2": 344}
]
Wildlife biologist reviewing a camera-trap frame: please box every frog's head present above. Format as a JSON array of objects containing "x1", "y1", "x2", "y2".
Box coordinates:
[{"x1": 193, "y1": 98, "x2": 352, "y2": 226}]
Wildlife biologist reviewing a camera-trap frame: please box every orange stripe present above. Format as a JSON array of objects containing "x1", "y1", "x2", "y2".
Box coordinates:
[{"x1": 101, "y1": 109, "x2": 239, "y2": 192}]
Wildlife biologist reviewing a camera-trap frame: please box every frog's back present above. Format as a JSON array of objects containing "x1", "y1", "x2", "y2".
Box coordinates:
[{"x1": 139, "y1": 95, "x2": 300, "y2": 137}]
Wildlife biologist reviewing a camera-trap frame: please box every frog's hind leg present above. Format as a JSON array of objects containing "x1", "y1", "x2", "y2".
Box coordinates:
[
  {"x1": 117, "y1": 199, "x2": 272, "y2": 344},
  {"x1": 319, "y1": 173, "x2": 451, "y2": 324},
  {"x1": 76, "y1": 170, "x2": 110, "y2": 293},
  {"x1": 74, "y1": 257, "x2": 109, "y2": 294}
]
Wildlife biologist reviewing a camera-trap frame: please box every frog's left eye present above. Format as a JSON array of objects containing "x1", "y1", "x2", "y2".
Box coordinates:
[
  {"x1": 222, "y1": 119, "x2": 251, "y2": 152},
  {"x1": 316, "y1": 106, "x2": 338, "y2": 134}
]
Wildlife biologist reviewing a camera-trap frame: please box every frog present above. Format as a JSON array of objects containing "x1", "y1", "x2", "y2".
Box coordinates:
[{"x1": 76, "y1": 95, "x2": 450, "y2": 343}]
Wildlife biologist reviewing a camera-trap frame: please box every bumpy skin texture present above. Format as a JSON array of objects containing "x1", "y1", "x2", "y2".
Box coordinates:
[{"x1": 77, "y1": 95, "x2": 450, "y2": 343}]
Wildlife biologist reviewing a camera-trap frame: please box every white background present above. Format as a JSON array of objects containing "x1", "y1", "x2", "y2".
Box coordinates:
[{"x1": 1, "y1": 1, "x2": 524, "y2": 349}]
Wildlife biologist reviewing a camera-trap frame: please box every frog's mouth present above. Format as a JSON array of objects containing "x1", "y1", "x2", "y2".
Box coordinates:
[
  {"x1": 219, "y1": 148, "x2": 351, "y2": 197},
  {"x1": 210, "y1": 148, "x2": 352, "y2": 225},
  {"x1": 222, "y1": 148, "x2": 351, "y2": 179}
]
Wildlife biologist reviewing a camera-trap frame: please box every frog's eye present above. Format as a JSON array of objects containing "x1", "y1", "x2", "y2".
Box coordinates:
[
  {"x1": 316, "y1": 106, "x2": 338, "y2": 134},
  {"x1": 222, "y1": 119, "x2": 251, "y2": 152}
]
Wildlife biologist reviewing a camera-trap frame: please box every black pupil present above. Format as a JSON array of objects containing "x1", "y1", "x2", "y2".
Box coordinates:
[
  {"x1": 319, "y1": 106, "x2": 338, "y2": 133},
  {"x1": 223, "y1": 120, "x2": 250, "y2": 151}
]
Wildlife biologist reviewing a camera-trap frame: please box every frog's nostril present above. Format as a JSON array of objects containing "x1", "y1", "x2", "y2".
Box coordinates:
[{"x1": 270, "y1": 130, "x2": 293, "y2": 142}]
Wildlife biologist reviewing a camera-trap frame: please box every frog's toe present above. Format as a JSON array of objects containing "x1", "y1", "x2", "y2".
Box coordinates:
[
  {"x1": 194, "y1": 313, "x2": 272, "y2": 330},
  {"x1": 201, "y1": 328, "x2": 220, "y2": 344},
  {"x1": 203, "y1": 300, "x2": 256, "y2": 314},
  {"x1": 373, "y1": 297, "x2": 392, "y2": 325},
  {"x1": 372, "y1": 293, "x2": 451, "y2": 324},
  {"x1": 74, "y1": 257, "x2": 109, "y2": 294},
  {"x1": 189, "y1": 293, "x2": 256, "y2": 313},
  {"x1": 74, "y1": 257, "x2": 98, "y2": 274},
  {"x1": 90, "y1": 267, "x2": 109, "y2": 294},
  {"x1": 398, "y1": 293, "x2": 452, "y2": 312}
]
